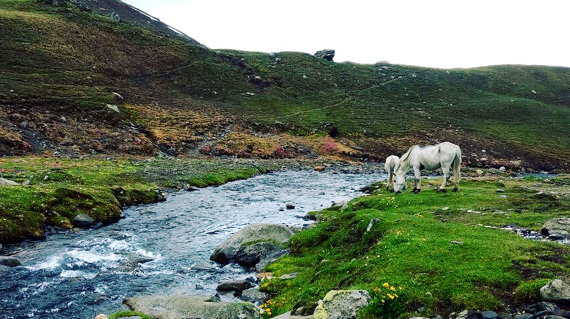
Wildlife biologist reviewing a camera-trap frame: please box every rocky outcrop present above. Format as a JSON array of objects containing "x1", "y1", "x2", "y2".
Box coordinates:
[
  {"x1": 313, "y1": 290, "x2": 370, "y2": 319},
  {"x1": 541, "y1": 218, "x2": 570, "y2": 239},
  {"x1": 540, "y1": 279, "x2": 570, "y2": 303},
  {"x1": 210, "y1": 223, "x2": 295, "y2": 270},
  {"x1": 124, "y1": 295, "x2": 260, "y2": 319},
  {"x1": 314, "y1": 50, "x2": 335, "y2": 61}
]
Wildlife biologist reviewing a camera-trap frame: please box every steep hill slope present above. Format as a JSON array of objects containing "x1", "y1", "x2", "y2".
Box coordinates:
[{"x1": 1, "y1": 0, "x2": 569, "y2": 170}]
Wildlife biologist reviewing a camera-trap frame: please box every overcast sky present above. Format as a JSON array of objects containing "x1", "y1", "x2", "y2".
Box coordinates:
[{"x1": 122, "y1": 0, "x2": 570, "y2": 69}]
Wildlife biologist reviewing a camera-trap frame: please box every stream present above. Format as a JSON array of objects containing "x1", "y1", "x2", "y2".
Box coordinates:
[{"x1": 0, "y1": 170, "x2": 383, "y2": 319}]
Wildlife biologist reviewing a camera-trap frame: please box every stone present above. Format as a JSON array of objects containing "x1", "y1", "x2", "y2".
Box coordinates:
[
  {"x1": 210, "y1": 223, "x2": 295, "y2": 268},
  {"x1": 279, "y1": 272, "x2": 298, "y2": 280},
  {"x1": 482, "y1": 310, "x2": 499, "y2": 319},
  {"x1": 540, "y1": 279, "x2": 570, "y2": 303},
  {"x1": 0, "y1": 178, "x2": 19, "y2": 186},
  {"x1": 124, "y1": 295, "x2": 260, "y2": 319},
  {"x1": 240, "y1": 287, "x2": 269, "y2": 304},
  {"x1": 0, "y1": 256, "x2": 22, "y2": 267},
  {"x1": 286, "y1": 203, "x2": 296, "y2": 209},
  {"x1": 0, "y1": 256, "x2": 21, "y2": 267},
  {"x1": 314, "y1": 166, "x2": 326, "y2": 172},
  {"x1": 313, "y1": 290, "x2": 370, "y2": 319},
  {"x1": 216, "y1": 280, "x2": 253, "y2": 296},
  {"x1": 476, "y1": 169, "x2": 484, "y2": 175},
  {"x1": 457, "y1": 310, "x2": 483, "y2": 319},
  {"x1": 72, "y1": 214, "x2": 96, "y2": 228},
  {"x1": 541, "y1": 218, "x2": 570, "y2": 238},
  {"x1": 256, "y1": 272, "x2": 274, "y2": 281},
  {"x1": 314, "y1": 49, "x2": 335, "y2": 61},
  {"x1": 274, "y1": 312, "x2": 314, "y2": 319},
  {"x1": 94, "y1": 315, "x2": 108, "y2": 319}
]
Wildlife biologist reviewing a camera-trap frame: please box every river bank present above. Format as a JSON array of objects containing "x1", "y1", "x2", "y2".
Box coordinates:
[
  {"x1": 2, "y1": 156, "x2": 377, "y2": 244},
  {"x1": 0, "y1": 169, "x2": 383, "y2": 319}
]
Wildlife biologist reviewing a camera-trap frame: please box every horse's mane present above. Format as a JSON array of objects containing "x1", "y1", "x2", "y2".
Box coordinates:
[{"x1": 397, "y1": 145, "x2": 418, "y2": 172}]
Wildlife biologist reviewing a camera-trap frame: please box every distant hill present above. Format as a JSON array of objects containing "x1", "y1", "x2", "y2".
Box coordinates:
[{"x1": 1, "y1": 0, "x2": 569, "y2": 170}]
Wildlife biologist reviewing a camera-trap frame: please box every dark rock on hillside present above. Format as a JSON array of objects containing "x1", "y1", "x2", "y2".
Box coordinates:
[{"x1": 314, "y1": 49, "x2": 335, "y2": 61}]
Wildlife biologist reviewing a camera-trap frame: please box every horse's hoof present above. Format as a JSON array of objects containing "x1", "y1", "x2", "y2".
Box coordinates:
[
  {"x1": 452, "y1": 187, "x2": 459, "y2": 192},
  {"x1": 412, "y1": 188, "x2": 420, "y2": 194},
  {"x1": 437, "y1": 188, "x2": 448, "y2": 193}
]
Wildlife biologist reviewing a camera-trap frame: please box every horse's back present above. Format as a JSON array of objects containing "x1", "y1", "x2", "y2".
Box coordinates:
[{"x1": 385, "y1": 155, "x2": 399, "y2": 172}]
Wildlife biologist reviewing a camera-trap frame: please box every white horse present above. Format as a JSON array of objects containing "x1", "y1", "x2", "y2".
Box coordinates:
[
  {"x1": 393, "y1": 142, "x2": 462, "y2": 193},
  {"x1": 384, "y1": 155, "x2": 400, "y2": 192}
]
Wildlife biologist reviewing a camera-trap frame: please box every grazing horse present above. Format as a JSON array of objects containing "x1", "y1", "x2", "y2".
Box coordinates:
[
  {"x1": 384, "y1": 155, "x2": 400, "y2": 192},
  {"x1": 393, "y1": 142, "x2": 462, "y2": 194}
]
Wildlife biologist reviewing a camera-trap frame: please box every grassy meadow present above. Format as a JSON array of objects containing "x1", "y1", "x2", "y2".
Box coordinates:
[{"x1": 260, "y1": 175, "x2": 570, "y2": 318}]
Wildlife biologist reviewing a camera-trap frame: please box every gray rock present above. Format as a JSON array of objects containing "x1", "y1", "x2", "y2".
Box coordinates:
[
  {"x1": 210, "y1": 223, "x2": 295, "y2": 268},
  {"x1": 541, "y1": 279, "x2": 570, "y2": 303},
  {"x1": 216, "y1": 280, "x2": 253, "y2": 295},
  {"x1": 0, "y1": 256, "x2": 21, "y2": 267},
  {"x1": 73, "y1": 214, "x2": 96, "y2": 228},
  {"x1": 482, "y1": 310, "x2": 499, "y2": 319},
  {"x1": 457, "y1": 310, "x2": 483, "y2": 319},
  {"x1": 240, "y1": 288, "x2": 268, "y2": 304},
  {"x1": 124, "y1": 295, "x2": 260, "y2": 319},
  {"x1": 286, "y1": 203, "x2": 296, "y2": 209},
  {"x1": 313, "y1": 290, "x2": 370, "y2": 319},
  {"x1": 541, "y1": 218, "x2": 570, "y2": 238},
  {"x1": 314, "y1": 49, "x2": 335, "y2": 61},
  {"x1": 0, "y1": 178, "x2": 19, "y2": 186},
  {"x1": 274, "y1": 312, "x2": 314, "y2": 319}
]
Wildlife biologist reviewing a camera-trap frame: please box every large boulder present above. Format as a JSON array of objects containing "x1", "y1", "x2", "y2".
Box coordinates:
[
  {"x1": 540, "y1": 279, "x2": 570, "y2": 303},
  {"x1": 541, "y1": 218, "x2": 570, "y2": 239},
  {"x1": 217, "y1": 280, "x2": 253, "y2": 296},
  {"x1": 124, "y1": 295, "x2": 260, "y2": 319},
  {"x1": 313, "y1": 290, "x2": 370, "y2": 319},
  {"x1": 210, "y1": 223, "x2": 295, "y2": 269},
  {"x1": 314, "y1": 49, "x2": 335, "y2": 61}
]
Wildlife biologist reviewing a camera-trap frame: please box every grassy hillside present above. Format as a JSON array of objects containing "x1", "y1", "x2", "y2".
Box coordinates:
[{"x1": 0, "y1": 0, "x2": 569, "y2": 170}]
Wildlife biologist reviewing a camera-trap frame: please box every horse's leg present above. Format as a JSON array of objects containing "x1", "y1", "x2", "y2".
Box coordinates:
[
  {"x1": 413, "y1": 166, "x2": 421, "y2": 193},
  {"x1": 386, "y1": 172, "x2": 393, "y2": 191},
  {"x1": 438, "y1": 165, "x2": 449, "y2": 193}
]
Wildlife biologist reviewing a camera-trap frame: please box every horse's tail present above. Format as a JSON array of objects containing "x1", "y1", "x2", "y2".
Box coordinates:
[{"x1": 452, "y1": 145, "x2": 462, "y2": 184}]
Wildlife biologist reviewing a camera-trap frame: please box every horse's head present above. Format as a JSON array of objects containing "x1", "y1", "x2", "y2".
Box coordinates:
[{"x1": 393, "y1": 173, "x2": 406, "y2": 193}]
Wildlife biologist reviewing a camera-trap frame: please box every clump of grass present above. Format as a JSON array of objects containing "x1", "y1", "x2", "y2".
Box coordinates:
[{"x1": 514, "y1": 279, "x2": 551, "y2": 303}]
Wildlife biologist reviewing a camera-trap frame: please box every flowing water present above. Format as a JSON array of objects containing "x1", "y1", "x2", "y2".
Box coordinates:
[{"x1": 0, "y1": 170, "x2": 383, "y2": 319}]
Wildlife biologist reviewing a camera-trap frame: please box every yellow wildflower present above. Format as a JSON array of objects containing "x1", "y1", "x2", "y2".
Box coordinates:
[
  {"x1": 390, "y1": 286, "x2": 396, "y2": 291},
  {"x1": 387, "y1": 293, "x2": 395, "y2": 300},
  {"x1": 383, "y1": 282, "x2": 390, "y2": 288}
]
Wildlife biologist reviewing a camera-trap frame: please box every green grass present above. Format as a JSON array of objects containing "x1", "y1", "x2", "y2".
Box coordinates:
[
  {"x1": 0, "y1": 157, "x2": 276, "y2": 243},
  {"x1": 261, "y1": 177, "x2": 570, "y2": 317}
]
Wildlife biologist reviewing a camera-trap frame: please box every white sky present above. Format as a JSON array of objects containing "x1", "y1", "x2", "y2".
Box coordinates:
[{"x1": 122, "y1": 0, "x2": 570, "y2": 69}]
